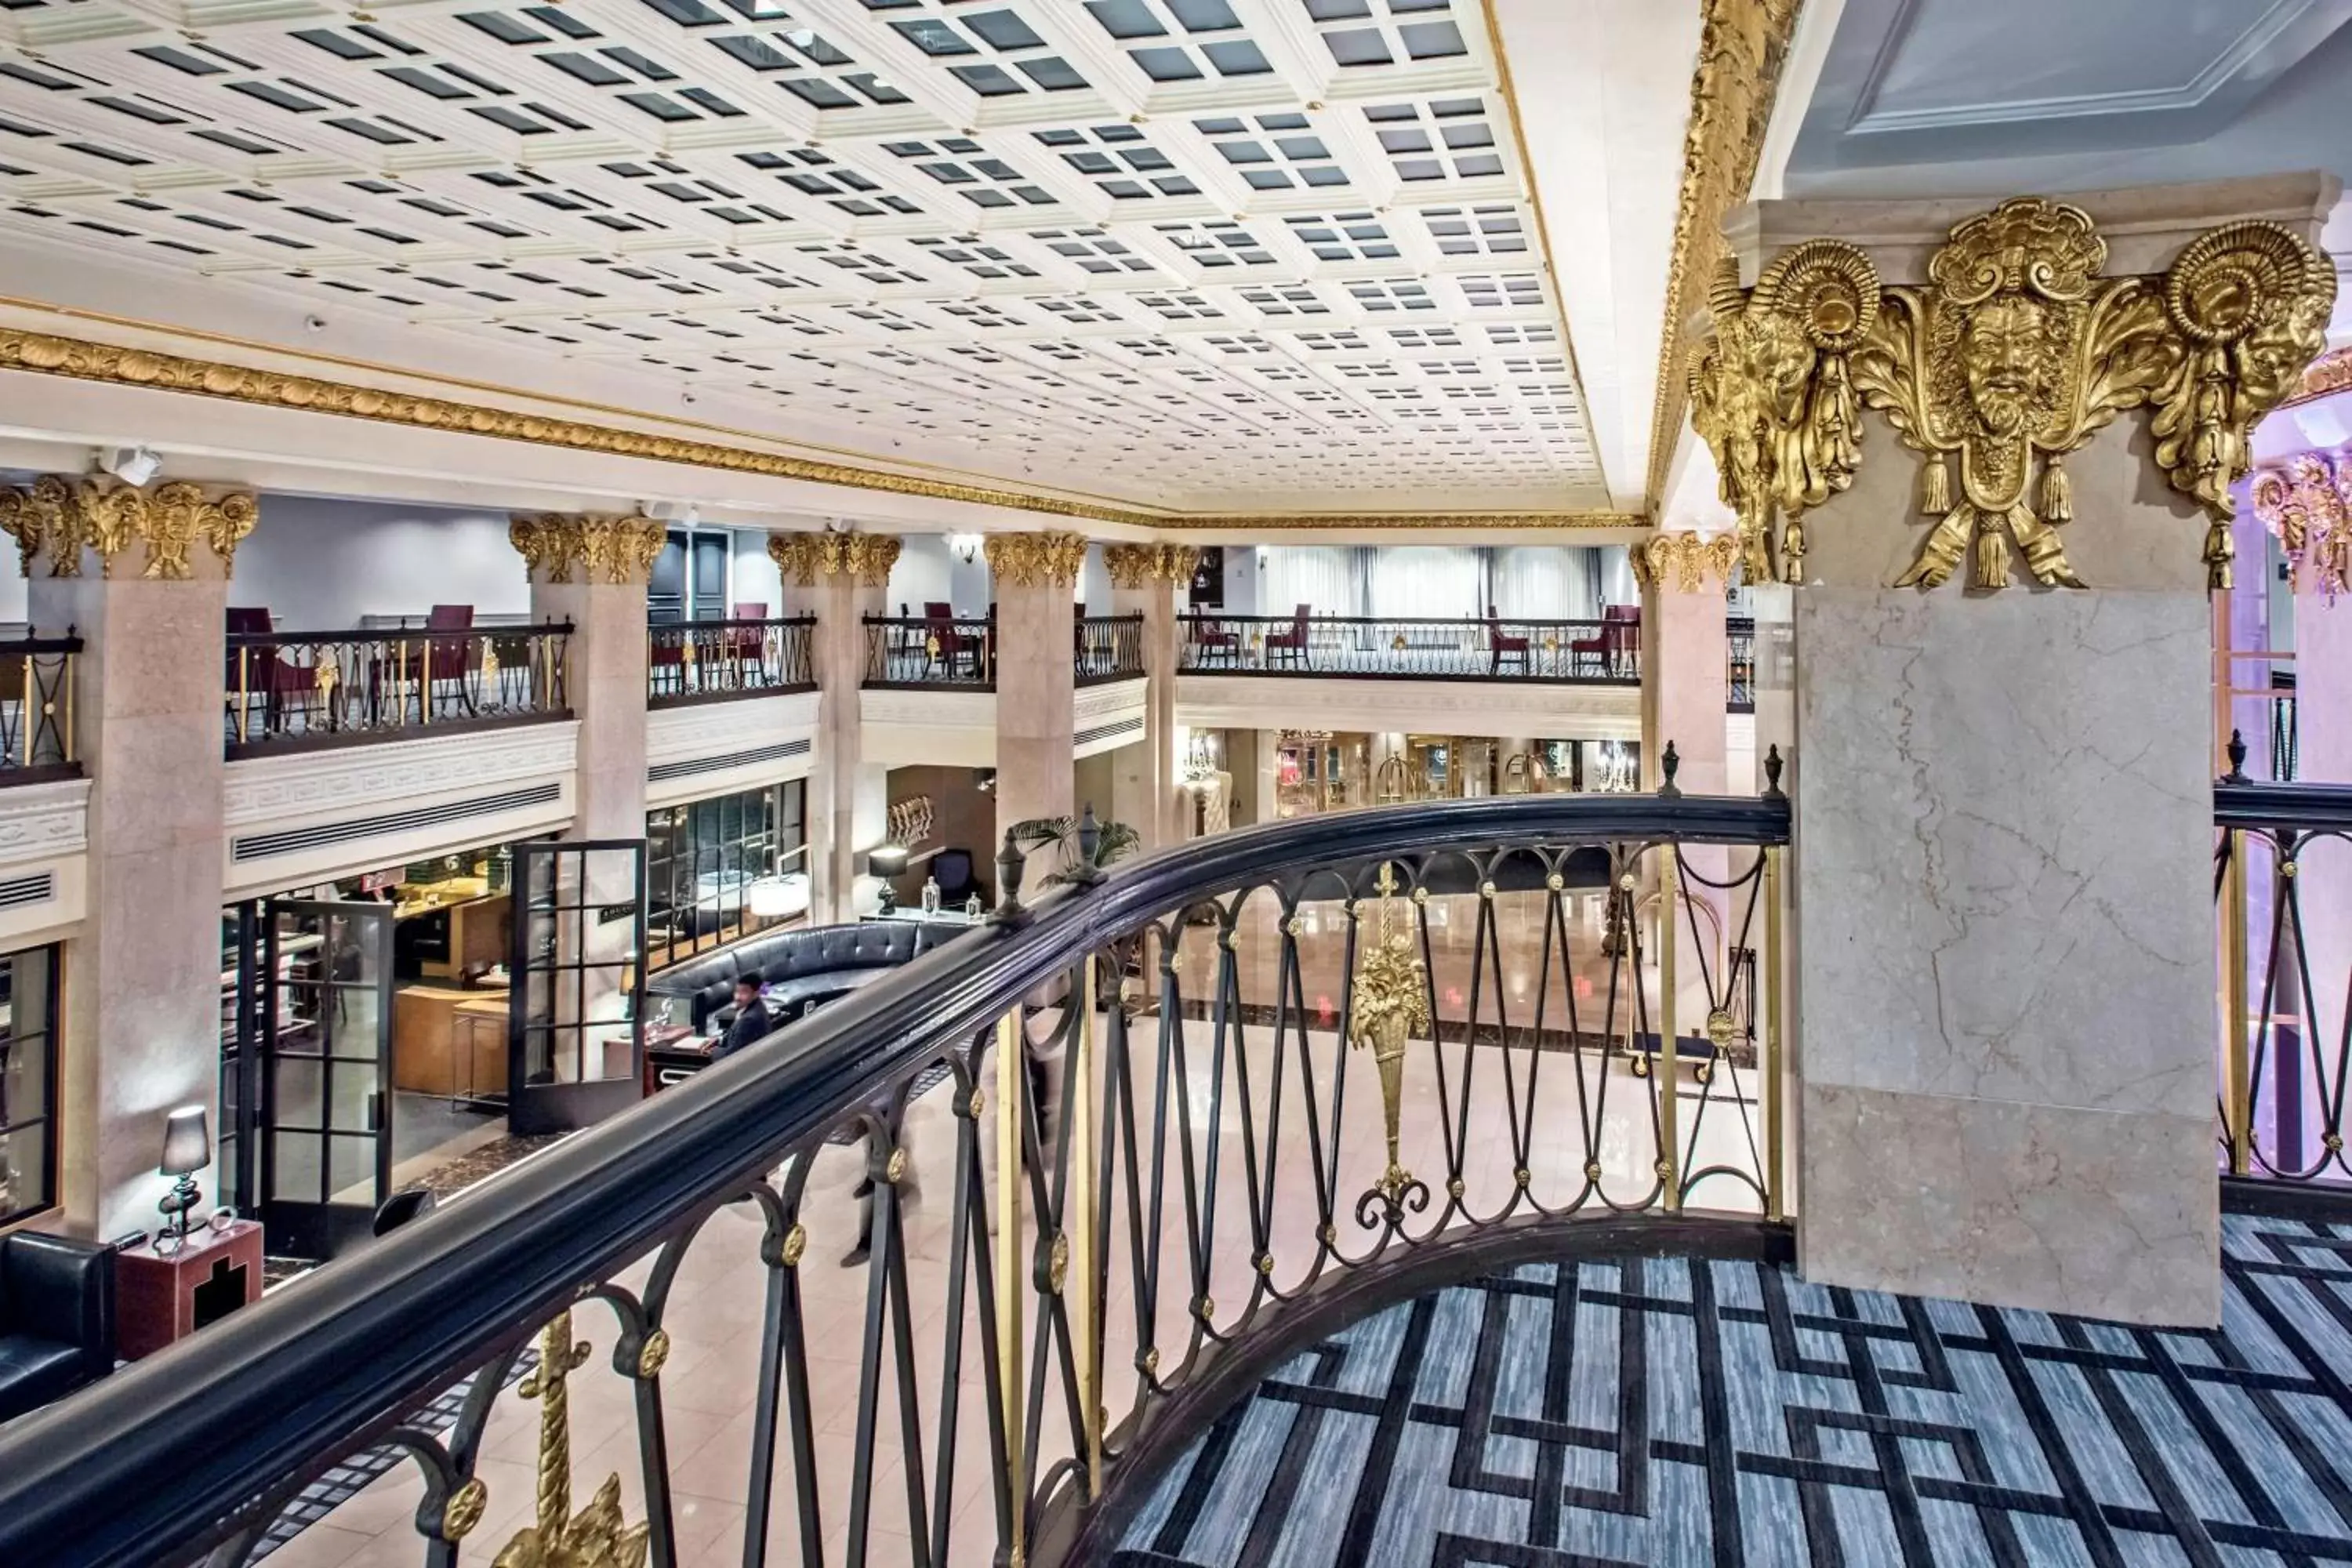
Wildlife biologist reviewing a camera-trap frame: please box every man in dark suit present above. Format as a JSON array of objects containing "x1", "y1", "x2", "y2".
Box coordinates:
[{"x1": 703, "y1": 971, "x2": 773, "y2": 1060}]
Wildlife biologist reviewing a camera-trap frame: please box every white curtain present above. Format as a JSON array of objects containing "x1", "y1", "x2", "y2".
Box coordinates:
[
  {"x1": 1259, "y1": 546, "x2": 1358, "y2": 617},
  {"x1": 1597, "y1": 545, "x2": 1637, "y2": 613},
  {"x1": 1370, "y1": 546, "x2": 1480, "y2": 620},
  {"x1": 1493, "y1": 546, "x2": 1595, "y2": 619}
]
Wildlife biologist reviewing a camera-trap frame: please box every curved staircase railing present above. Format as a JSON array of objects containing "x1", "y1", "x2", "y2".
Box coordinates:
[{"x1": 0, "y1": 790, "x2": 1790, "y2": 1568}]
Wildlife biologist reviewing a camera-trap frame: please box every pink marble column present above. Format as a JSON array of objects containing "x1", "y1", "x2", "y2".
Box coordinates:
[
  {"x1": 1105, "y1": 543, "x2": 1194, "y2": 851},
  {"x1": 1635, "y1": 533, "x2": 1734, "y2": 1038},
  {"x1": 28, "y1": 476, "x2": 252, "y2": 1240},
  {"x1": 987, "y1": 532, "x2": 1085, "y2": 859},
  {"x1": 774, "y1": 531, "x2": 898, "y2": 924},
  {"x1": 511, "y1": 514, "x2": 659, "y2": 842}
]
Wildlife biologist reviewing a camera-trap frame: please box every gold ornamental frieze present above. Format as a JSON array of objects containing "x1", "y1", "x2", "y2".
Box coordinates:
[
  {"x1": 0, "y1": 472, "x2": 255, "y2": 579},
  {"x1": 985, "y1": 530, "x2": 1088, "y2": 588},
  {"x1": 1690, "y1": 197, "x2": 2335, "y2": 593},
  {"x1": 2251, "y1": 453, "x2": 2352, "y2": 604},
  {"x1": 768, "y1": 529, "x2": 901, "y2": 587}
]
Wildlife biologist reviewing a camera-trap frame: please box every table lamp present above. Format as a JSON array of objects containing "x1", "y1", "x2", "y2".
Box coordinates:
[
  {"x1": 157, "y1": 1105, "x2": 210, "y2": 1243},
  {"x1": 867, "y1": 844, "x2": 909, "y2": 914}
]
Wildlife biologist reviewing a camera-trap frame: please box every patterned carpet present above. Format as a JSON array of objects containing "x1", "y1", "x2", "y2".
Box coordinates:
[{"x1": 1116, "y1": 1214, "x2": 2352, "y2": 1567}]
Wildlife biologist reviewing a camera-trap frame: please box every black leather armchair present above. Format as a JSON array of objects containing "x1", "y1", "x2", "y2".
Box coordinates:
[
  {"x1": 647, "y1": 919, "x2": 967, "y2": 1033},
  {"x1": 0, "y1": 1233, "x2": 114, "y2": 1424}
]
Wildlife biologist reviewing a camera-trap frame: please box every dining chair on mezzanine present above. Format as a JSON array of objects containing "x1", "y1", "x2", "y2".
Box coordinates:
[
  {"x1": 1263, "y1": 604, "x2": 1312, "y2": 669},
  {"x1": 1486, "y1": 604, "x2": 1530, "y2": 674}
]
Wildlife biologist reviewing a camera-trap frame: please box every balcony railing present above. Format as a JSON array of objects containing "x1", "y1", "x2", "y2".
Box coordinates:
[
  {"x1": 223, "y1": 622, "x2": 572, "y2": 757},
  {"x1": 1729, "y1": 614, "x2": 1756, "y2": 713},
  {"x1": 0, "y1": 788, "x2": 1791, "y2": 1567},
  {"x1": 0, "y1": 633, "x2": 78, "y2": 780},
  {"x1": 647, "y1": 614, "x2": 816, "y2": 706},
  {"x1": 1075, "y1": 612, "x2": 1144, "y2": 685},
  {"x1": 2215, "y1": 738, "x2": 2352, "y2": 1197},
  {"x1": 1179, "y1": 612, "x2": 1642, "y2": 682},
  {"x1": 865, "y1": 612, "x2": 996, "y2": 689}
]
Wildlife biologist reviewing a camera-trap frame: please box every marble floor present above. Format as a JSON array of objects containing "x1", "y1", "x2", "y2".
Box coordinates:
[{"x1": 1119, "y1": 1214, "x2": 2352, "y2": 1568}]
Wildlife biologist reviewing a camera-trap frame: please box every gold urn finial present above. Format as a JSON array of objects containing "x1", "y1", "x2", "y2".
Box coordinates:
[
  {"x1": 491, "y1": 1308, "x2": 651, "y2": 1568},
  {"x1": 1348, "y1": 862, "x2": 1431, "y2": 1216}
]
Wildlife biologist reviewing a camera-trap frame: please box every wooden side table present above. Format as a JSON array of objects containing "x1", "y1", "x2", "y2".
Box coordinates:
[{"x1": 114, "y1": 1219, "x2": 264, "y2": 1360}]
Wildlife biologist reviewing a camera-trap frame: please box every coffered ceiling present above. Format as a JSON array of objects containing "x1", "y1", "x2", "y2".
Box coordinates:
[{"x1": 0, "y1": 0, "x2": 1618, "y2": 514}]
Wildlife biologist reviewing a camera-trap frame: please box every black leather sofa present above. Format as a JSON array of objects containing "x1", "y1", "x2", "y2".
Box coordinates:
[
  {"x1": 0, "y1": 1232, "x2": 114, "y2": 1425},
  {"x1": 648, "y1": 919, "x2": 968, "y2": 1034}
]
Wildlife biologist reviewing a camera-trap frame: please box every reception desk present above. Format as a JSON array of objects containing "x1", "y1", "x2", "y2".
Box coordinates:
[{"x1": 392, "y1": 985, "x2": 509, "y2": 1098}]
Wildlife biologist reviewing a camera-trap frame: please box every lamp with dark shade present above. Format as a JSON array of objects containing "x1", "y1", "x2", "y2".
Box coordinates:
[
  {"x1": 157, "y1": 1105, "x2": 210, "y2": 1240},
  {"x1": 866, "y1": 844, "x2": 909, "y2": 915}
]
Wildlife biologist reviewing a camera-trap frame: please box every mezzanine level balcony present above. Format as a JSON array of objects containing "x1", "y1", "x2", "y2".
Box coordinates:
[
  {"x1": 647, "y1": 614, "x2": 818, "y2": 707},
  {"x1": 223, "y1": 615, "x2": 573, "y2": 760}
]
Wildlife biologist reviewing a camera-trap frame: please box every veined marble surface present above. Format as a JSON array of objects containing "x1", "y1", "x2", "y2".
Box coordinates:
[{"x1": 1791, "y1": 586, "x2": 2219, "y2": 1325}]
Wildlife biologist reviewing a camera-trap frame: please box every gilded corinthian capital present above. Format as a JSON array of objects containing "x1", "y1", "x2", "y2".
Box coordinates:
[
  {"x1": 0, "y1": 474, "x2": 256, "y2": 579},
  {"x1": 1632, "y1": 532, "x2": 1740, "y2": 593},
  {"x1": 1693, "y1": 196, "x2": 2336, "y2": 595},
  {"x1": 2252, "y1": 454, "x2": 2352, "y2": 604},
  {"x1": 985, "y1": 530, "x2": 1087, "y2": 588},
  {"x1": 1104, "y1": 542, "x2": 1200, "y2": 589},
  {"x1": 768, "y1": 529, "x2": 900, "y2": 586},
  {"x1": 509, "y1": 512, "x2": 666, "y2": 585}
]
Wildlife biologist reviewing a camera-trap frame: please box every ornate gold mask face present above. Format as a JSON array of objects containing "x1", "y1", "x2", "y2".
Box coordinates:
[{"x1": 1959, "y1": 298, "x2": 2047, "y2": 441}]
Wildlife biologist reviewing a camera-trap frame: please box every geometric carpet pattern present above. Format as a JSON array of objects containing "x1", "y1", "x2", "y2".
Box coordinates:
[{"x1": 1116, "y1": 1214, "x2": 2352, "y2": 1566}]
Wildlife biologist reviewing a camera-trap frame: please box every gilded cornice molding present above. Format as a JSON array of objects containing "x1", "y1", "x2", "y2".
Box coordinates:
[
  {"x1": 1632, "y1": 532, "x2": 1739, "y2": 593},
  {"x1": 768, "y1": 530, "x2": 901, "y2": 587},
  {"x1": 985, "y1": 530, "x2": 1088, "y2": 588},
  {"x1": 1689, "y1": 197, "x2": 2336, "y2": 593},
  {"x1": 1103, "y1": 542, "x2": 1200, "y2": 588},
  {"x1": 1648, "y1": 0, "x2": 1806, "y2": 510},
  {"x1": 0, "y1": 472, "x2": 255, "y2": 579},
  {"x1": 0, "y1": 318, "x2": 1640, "y2": 535},
  {"x1": 509, "y1": 512, "x2": 665, "y2": 585},
  {"x1": 2251, "y1": 454, "x2": 2351, "y2": 603}
]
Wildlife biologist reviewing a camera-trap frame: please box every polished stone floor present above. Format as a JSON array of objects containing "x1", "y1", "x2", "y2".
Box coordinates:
[{"x1": 1117, "y1": 1214, "x2": 2352, "y2": 1568}]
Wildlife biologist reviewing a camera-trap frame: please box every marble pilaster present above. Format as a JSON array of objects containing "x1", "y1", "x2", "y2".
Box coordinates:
[
  {"x1": 773, "y1": 530, "x2": 897, "y2": 924},
  {"x1": 19, "y1": 475, "x2": 253, "y2": 1240},
  {"x1": 1714, "y1": 178, "x2": 2339, "y2": 1326},
  {"x1": 1105, "y1": 543, "x2": 1196, "y2": 850},
  {"x1": 986, "y1": 532, "x2": 1085, "y2": 852},
  {"x1": 1635, "y1": 532, "x2": 1737, "y2": 1024}
]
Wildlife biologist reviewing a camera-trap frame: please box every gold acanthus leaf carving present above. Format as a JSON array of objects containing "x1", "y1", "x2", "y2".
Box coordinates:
[
  {"x1": 1688, "y1": 240, "x2": 1882, "y2": 583},
  {"x1": 509, "y1": 514, "x2": 666, "y2": 586},
  {"x1": 0, "y1": 474, "x2": 257, "y2": 579},
  {"x1": 985, "y1": 530, "x2": 1088, "y2": 588},
  {"x1": 1632, "y1": 532, "x2": 1740, "y2": 593},
  {"x1": 2251, "y1": 455, "x2": 2352, "y2": 604},
  {"x1": 768, "y1": 530, "x2": 899, "y2": 586},
  {"x1": 1104, "y1": 542, "x2": 1200, "y2": 589}
]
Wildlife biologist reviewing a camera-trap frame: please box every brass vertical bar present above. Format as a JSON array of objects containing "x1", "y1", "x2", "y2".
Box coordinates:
[
  {"x1": 18, "y1": 653, "x2": 30, "y2": 768},
  {"x1": 237, "y1": 646, "x2": 250, "y2": 746},
  {"x1": 2224, "y1": 826, "x2": 2252, "y2": 1176},
  {"x1": 1659, "y1": 847, "x2": 1681, "y2": 1214},
  {"x1": 1762, "y1": 845, "x2": 1786, "y2": 1223},
  {"x1": 397, "y1": 638, "x2": 409, "y2": 729},
  {"x1": 420, "y1": 638, "x2": 433, "y2": 725},
  {"x1": 994, "y1": 1007, "x2": 1028, "y2": 1566},
  {"x1": 1070, "y1": 956, "x2": 1102, "y2": 1499},
  {"x1": 60, "y1": 650, "x2": 73, "y2": 765}
]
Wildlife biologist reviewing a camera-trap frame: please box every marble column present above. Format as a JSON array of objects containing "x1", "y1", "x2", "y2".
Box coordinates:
[
  {"x1": 13, "y1": 475, "x2": 254, "y2": 1240},
  {"x1": 985, "y1": 532, "x2": 1086, "y2": 854},
  {"x1": 1105, "y1": 543, "x2": 1196, "y2": 850},
  {"x1": 510, "y1": 513, "x2": 661, "y2": 842},
  {"x1": 775, "y1": 530, "x2": 898, "y2": 924},
  {"x1": 1698, "y1": 178, "x2": 2337, "y2": 1326},
  {"x1": 1635, "y1": 532, "x2": 1737, "y2": 1025}
]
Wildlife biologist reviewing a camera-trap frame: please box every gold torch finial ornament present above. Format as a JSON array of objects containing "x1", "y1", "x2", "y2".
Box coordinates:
[{"x1": 1349, "y1": 863, "x2": 1431, "y2": 1222}]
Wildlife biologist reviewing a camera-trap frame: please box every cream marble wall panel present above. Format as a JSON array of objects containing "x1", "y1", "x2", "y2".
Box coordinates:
[
  {"x1": 1801, "y1": 1083, "x2": 2218, "y2": 1326},
  {"x1": 644, "y1": 691, "x2": 819, "y2": 811},
  {"x1": 1174, "y1": 676, "x2": 1642, "y2": 744},
  {"x1": 1791, "y1": 588, "x2": 2214, "y2": 1120},
  {"x1": 859, "y1": 688, "x2": 998, "y2": 770}
]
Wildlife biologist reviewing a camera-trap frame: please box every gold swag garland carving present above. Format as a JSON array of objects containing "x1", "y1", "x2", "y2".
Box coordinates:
[
  {"x1": 0, "y1": 472, "x2": 255, "y2": 579},
  {"x1": 1690, "y1": 198, "x2": 2335, "y2": 592},
  {"x1": 985, "y1": 530, "x2": 1088, "y2": 588}
]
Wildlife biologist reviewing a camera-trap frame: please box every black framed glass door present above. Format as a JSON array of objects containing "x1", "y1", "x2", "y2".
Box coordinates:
[
  {"x1": 510, "y1": 840, "x2": 647, "y2": 1134},
  {"x1": 259, "y1": 900, "x2": 395, "y2": 1259}
]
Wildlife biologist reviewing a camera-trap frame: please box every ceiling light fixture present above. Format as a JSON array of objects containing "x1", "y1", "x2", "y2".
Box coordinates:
[{"x1": 96, "y1": 445, "x2": 161, "y2": 488}]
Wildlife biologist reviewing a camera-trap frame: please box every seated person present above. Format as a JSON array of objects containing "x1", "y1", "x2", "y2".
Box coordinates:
[{"x1": 703, "y1": 971, "x2": 774, "y2": 1060}]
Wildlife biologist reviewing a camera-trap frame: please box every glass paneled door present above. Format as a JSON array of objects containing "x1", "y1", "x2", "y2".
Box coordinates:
[
  {"x1": 510, "y1": 840, "x2": 647, "y2": 1134},
  {"x1": 260, "y1": 901, "x2": 395, "y2": 1260}
]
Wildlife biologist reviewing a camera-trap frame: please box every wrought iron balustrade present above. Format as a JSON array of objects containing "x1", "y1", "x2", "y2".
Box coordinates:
[
  {"x1": 2215, "y1": 737, "x2": 2352, "y2": 1196},
  {"x1": 1076, "y1": 612, "x2": 1145, "y2": 685},
  {"x1": 0, "y1": 788, "x2": 1791, "y2": 1568},
  {"x1": 647, "y1": 614, "x2": 816, "y2": 706},
  {"x1": 865, "y1": 612, "x2": 996, "y2": 688},
  {"x1": 223, "y1": 622, "x2": 572, "y2": 757},
  {"x1": 0, "y1": 633, "x2": 78, "y2": 779},
  {"x1": 1179, "y1": 612, "x2": 1642, "y2": 683},
  {"x1": 1728, "y1": 614, "x2": 1756, "y2": 713}
]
